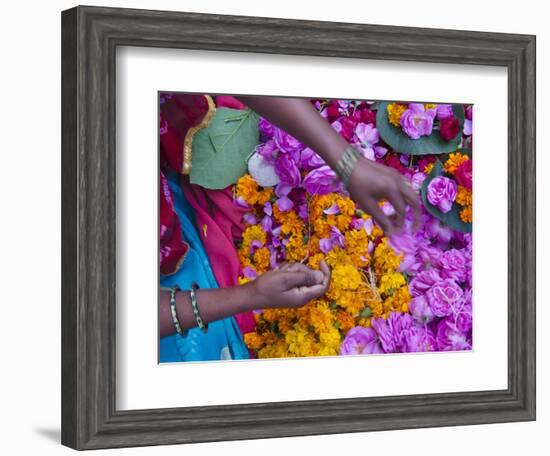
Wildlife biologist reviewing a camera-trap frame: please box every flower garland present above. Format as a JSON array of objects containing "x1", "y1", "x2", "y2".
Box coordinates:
[{"x1": 234, "y1": 99, "x2": 473, "y2": 358}]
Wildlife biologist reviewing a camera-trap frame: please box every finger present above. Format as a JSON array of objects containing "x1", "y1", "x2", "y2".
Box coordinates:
[
  {"x1": 386, "y1": 189, "x2": 406, "y2": 232},
  {"x1": 319, "y1": 260, "x2": 331, "y2": 289},
  {"x1": 293, "y1": 283, "x2": 329, "y2": 303},
  {"x1": 282, "y1": 268, "x2": 324, "y2": 289},
  {"x1": 364, "y1": 199, "x2": 394, "y2": 235},
  {"x1": 402, "y1": 185, "x2": 422, "y2": 231}
]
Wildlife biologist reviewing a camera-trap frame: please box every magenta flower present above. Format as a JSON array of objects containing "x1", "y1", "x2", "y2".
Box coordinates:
[
  {"x1": 354, "y1": 123, "x2": 386, "y2": 160},
  {"x1": 259, "y1": 117, "x2": 274, "y2": 138},
  {"x1": 427, "y1": 176, "x2": 457, "y2": 213},
  {"x1": 300, "y1": 147, "x2": 326, "y2": 169},
  {"x1": 274, "y1": 153, "x2": 301, "y2": 187},
  {"x1": 340, "y1": 326, "x2": 383, "y2": 355},
  {"x1": 273, "y1": 127, "x2": 302, "y2": 154},
  {"x1": 400, "y1": 103, "x2": 436, "y2": 139},
  {"x1": 303, "y1": 165, "x2": 338, "y2": 195},
  {"x1": 426, "y1": 278, "x2": 463, "y2": 317},
  {"x1": 243, "y1": 266, "x2": 258, "y2": 279}
]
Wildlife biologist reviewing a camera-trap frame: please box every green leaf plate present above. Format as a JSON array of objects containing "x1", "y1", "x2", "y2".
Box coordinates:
[
  {"x1": 190, "y1": 107, "x2": 260, "y2": 189},
  {"x1": 376, "y1": 102, "x2": 465, "y2": 155},
  {"x1": 420, "y1": 159, "x2": 472, "y2": 233}
]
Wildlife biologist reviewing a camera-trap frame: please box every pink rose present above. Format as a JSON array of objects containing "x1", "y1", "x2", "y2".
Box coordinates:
[
  {"x1": 400, "y1": 103, "x2": 436, "y2": 139},
  {"x1": 427, "y1": 176, "x2": 457, "y2": 213},
  {"x1": 426, "y1": 279, "x2": 463, "y2": 317}
]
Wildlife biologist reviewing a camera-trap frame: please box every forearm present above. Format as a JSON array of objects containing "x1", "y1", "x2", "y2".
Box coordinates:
[
  {"x1": 159, "y1": 283, "x2": 258, "y2": 338},
  {"x1": 238, "y1": 96, "x2": 349, "y2": 169}
]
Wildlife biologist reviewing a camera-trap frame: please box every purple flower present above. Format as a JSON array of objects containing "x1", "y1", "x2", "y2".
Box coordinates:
[
  {"x1": 275, "y1": 195, "x2": 294, "y2": 212},
  {"x1": 463, "y1": 119, "x2": 472, "y2": 136},
  {"x1": 426, "y1": 278, "x2": 463, "y2": 317},
  {"x1": 401, "y1": 325, "x2": 436, "y2": 352},
  {"x1": 243, "y1": 213, "x2": 257, "y2": 225},
  {"x1": 400, "y1": 103, "x2": 436, "y2": 139},
  {"x1": 256, "y1": 140, "x2": 278, "y2": 164},
  {"x1": 425, "y1": 217, "x2": 453, "y2": 244},
  {"x1": 261, "y1": 215, "x2": 273, "y2": 233},
  {"x1": 355, "y1": 123, "x2": 385, "y2": 160},
  {"x1": 243, "y1": 266, "x2": 258, "y2": 279},
  {"x1": 323, "y1": 204, "x2": 340, "y2": 215},
  {"x1": 303, "y1": 165, "x2": 338, "y2": 195},
  {"x1": 435, "y1": 319, "x2": 471, "y2": 351},
  {"x1": 439, "y1": 249, "x2": 469, "y2": 283},
  {"x1": 264, "y1": 201, "x2": 273, "y2": 216},
  {"x1": 319, "y1": 238, "x2": 333, "y2": 254},
  {"x1": 436, "y1": 104, "x2": 453, "y2": 120},
  {"x1": 456, "y1": 289, "x2": 473, "y2": 333},
  {"x1": 259, "y1": 117, "x2": 274, "y2": 138},
  {"x1": 408, "y1": 295, "x2": 435, "y2": 324},
  {"x1": 409, "y1": 269, "x2": 442, "y2": 297},
  {"x1": 371, "y1": 312, "x2": 414, "y2": 353},
  {"x1": 330, "y1": 226, "x2": 345, "y2": 248},
  {"x1": 274, "y1": 153, "x2": 301, "y2": 187},
  {"x1": 249, "y1": 240, "x2": 263, "y2": 254},
  {"x1": 273, "y1": 127, "x2": 303, "y2": 154},
  {"x1": 410, "y1": 172, "x2": 427, "y2": 191},
  {"x1": 300, "y1": 147, "x2": 326, "y2": 169},
  {"x1": 427, "y1": 176, "x2": 457, "y2": 213},
  {"x1": 340, "y1": 326, "x2": 384, "y2": 355}
]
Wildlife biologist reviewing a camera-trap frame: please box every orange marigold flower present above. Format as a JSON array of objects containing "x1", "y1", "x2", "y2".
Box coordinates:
[
  {"x1": 460, "y1": 206, "x2": 473, "y2": 223},
  {"x1": 456, "y1": 185, "x2": 472, "y2": 207},
  {"x1": 444, "y1": 152, "x2": 469, "y2": 175},
  {"x1": 244, "y1": 332, "x2": 265, "y2": 350}
]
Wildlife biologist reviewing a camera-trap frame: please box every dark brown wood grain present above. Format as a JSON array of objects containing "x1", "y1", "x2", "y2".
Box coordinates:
[{"x1": 61, "y1": 5, "x2": 536, "y2": 450}]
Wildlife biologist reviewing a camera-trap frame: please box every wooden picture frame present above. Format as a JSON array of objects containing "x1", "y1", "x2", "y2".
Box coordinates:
[{"x1": 61, "y1": 5, "x2": 536, "y2": 450}]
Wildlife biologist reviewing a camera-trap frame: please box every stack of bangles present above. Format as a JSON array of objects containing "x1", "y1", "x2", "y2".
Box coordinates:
[
  {"x1": 334, "y1": 145, "x2": 362, "y2": 189},
  {"x1": 169, "y1": 282, "x2": 208, "y2": 337}
]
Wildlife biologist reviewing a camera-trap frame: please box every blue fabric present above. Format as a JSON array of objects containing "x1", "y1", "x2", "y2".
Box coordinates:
[{"x1": 159, "y1": 172, "x2": 249, "y2": 362}]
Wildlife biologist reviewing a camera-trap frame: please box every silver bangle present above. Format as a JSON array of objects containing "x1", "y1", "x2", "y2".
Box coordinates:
[
  {"x1": 190, "y1": 282, "x2": 208, "y2": 333},
  {"x1": 169, "y1": 286, "x2": 187, "y2": 337},
  {"x1": 335, "y1": 145, "x2": 361, "y2": 188}
]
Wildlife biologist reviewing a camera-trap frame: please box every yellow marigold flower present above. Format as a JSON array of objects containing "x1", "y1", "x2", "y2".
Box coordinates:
[
  {"x1": 319, "y1": 327, "x2": 342, "y2": 351},
  {"x1": 424, "y1": 103, "x2": 437, "y2": 110},
  {"x1": 456, "y1": 185, "x2": 472, "y2": 207},
  {"x1": 444, "y1": 152, "x2": 469, "y2": 175},
  {"x1": 238, "y1": 276, "x2": 252, "y2": 286},
  {"x1": 373, "y1": 238, "x2": 402, "y2": 274},
  {"x1": 379, "y1": 272, "x2": 407, "y2": 296},
  {"x1": 382, "y1": 286, "x2": 411, "y2": 315},
  {"x1": 331, "y1": 264, "x2": 362, "y2": 291},
  {"x1": 253, "y1": 247, "x2": 270, "y2": 272},
  {"x1": 460, "y1": 205, "x2": 473, "y2": 223},
  {"x1": 244, "y1": 332, "x2": 265, "y2": 350},
  {"x1": 326, "y1": 247, "x2": 353, "y2": 268},
  {"x1": 307, "y1": 252, "x2": 325, "y2": 270},
  {"x1": 387, "y1": 103, "x2": 407, "y2": 127},
  {"x1": 318, "y1": 346, "x2": 338, "y2": 356},
  {"x1": 242, "y1": 224, "x2": 266, "y2": 246},
  {"x1": 424, "y1": 162, "x2": 434, "y2": 175},
  {"x1": 235, "y1": 174, "x2": 260, "y2": 205}
]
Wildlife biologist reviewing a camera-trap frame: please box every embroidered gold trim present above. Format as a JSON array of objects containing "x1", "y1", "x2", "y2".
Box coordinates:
[{"x1": 181, "y1": 94, "x2": 216, "y2": 175}]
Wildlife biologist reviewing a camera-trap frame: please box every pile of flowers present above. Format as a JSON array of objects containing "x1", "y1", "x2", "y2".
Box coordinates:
[{"x1": 233, "y1": 99, "x2": 473, "y2": 358}]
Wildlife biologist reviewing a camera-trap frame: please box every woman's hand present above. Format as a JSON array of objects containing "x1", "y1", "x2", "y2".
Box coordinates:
[
  {"x1": 251, "y1": 261, "x2": 331, "y2": 309},
  {"x1": 347, "y1": 157, "x2": 421, "y2": 234}
]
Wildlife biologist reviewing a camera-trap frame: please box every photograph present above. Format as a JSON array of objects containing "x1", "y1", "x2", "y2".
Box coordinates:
[{"x1": 158, "y1": 93, "x2": 474, "y2": 362}]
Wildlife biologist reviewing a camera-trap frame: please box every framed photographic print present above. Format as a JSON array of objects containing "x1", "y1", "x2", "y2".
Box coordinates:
[{"x1": 61, "y1": 5, "x2": 536, "y2": 450}]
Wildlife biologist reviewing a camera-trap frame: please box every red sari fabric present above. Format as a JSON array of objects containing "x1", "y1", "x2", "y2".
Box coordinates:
[{"x1": 159, "y1": 93, "x2": 256, "y2": 337}]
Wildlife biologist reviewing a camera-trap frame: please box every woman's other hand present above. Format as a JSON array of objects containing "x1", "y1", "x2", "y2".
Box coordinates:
[
  {"x1": 251, "y1": 261, "x2": 331, "y2": 309},
  {"x1": 348, "y1": 157, "x2": 421, "y2": 234}
]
